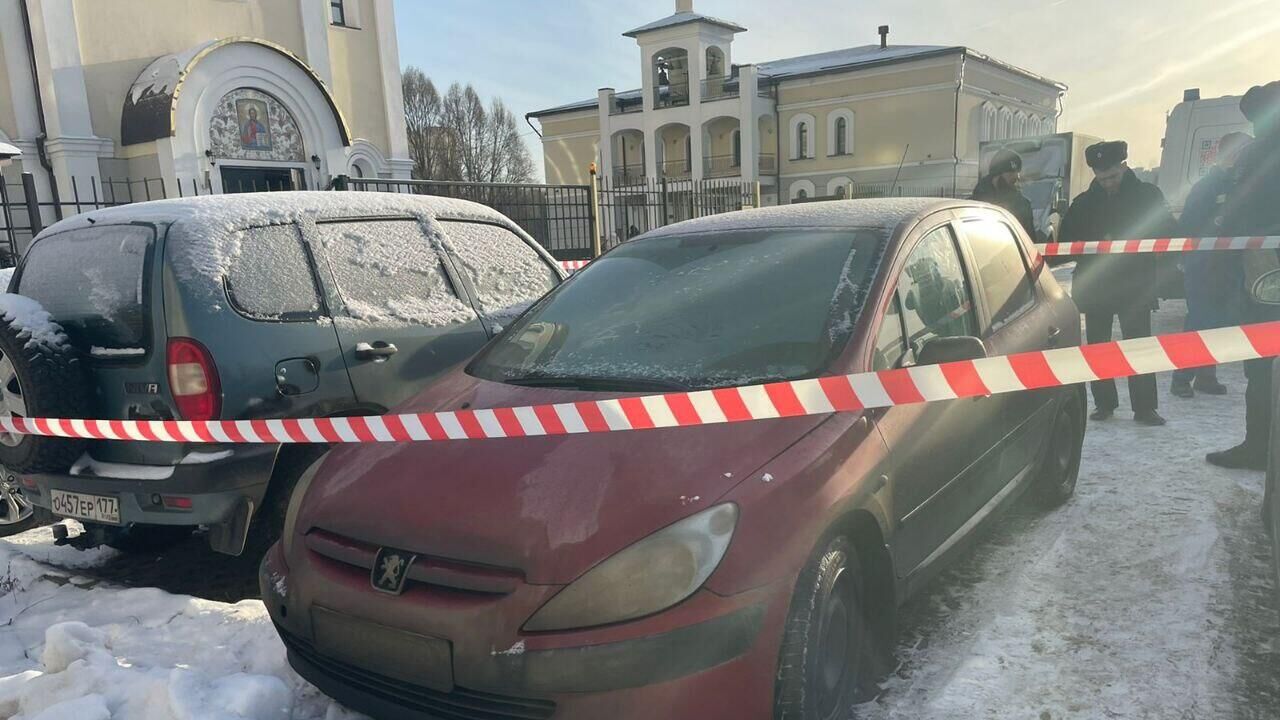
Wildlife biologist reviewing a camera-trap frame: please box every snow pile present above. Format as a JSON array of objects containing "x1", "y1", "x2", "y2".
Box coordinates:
[
  {"x1": 0, "y1": 293, "x2": 69, "y2": 350},
  {"x1": 641, "y1": 197, "x2": 945, "y2": 239},
  {"x1": 0, "y1": 524, "x2": 364, "y2": 720}
]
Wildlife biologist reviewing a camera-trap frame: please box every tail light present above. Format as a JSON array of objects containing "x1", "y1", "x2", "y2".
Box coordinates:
[{"x1": 167, "y1": 337, "x2": 221, "y2": 420}]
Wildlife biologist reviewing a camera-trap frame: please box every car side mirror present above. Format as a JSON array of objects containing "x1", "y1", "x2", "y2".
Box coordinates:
[
  {"x1": 1251, "y1": 268, "x2": 1280, "y2": 305},
  {"x1": 916, "y1": 335, "x2": 988, "y2": 366}
]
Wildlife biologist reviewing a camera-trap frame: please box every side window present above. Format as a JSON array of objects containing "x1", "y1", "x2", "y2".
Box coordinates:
[
  {"x1": 314, "y1": 219, "x2": 477, "y2": 327},
  {"x1": 962, "y1": 219, "x2": 1036, "y2": 329},
  {"x1": 438, "y1": 221, "x2": 559, "y2": 326},
  {"x1": 898, "y1": 226, "x2": 977, "y2": 357},
  {"x1": 872, "y1": 293, "x2": 908, "y2": 371},
  {"x1": 226, "y1": 224, "x2": 322, "y2": 321}
]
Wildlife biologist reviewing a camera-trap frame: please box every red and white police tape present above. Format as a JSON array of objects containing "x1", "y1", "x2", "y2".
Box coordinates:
[
  {"x1": 559, "y1": 260, "x2": 590, "y2": 272},
  {"x1": 1, "y1": 321, "x2": 1277, "y2": 444},
  {"x1": 1020, "y1": 235, "x2": 1277, "y2": 257}
]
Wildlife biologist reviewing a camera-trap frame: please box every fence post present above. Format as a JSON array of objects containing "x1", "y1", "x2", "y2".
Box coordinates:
[
  {"x1": 20, "y1": 172, "x2": 42, "y2": 239},
  {"x1": 588, "y1": 166, "x2": 603, "y2": 258},
  {"x1": 660, "y1": 178, "x2": 669, "y2": 227},
  {"x1": 752, "y1": 181, "x2": 762, "y2": 209}
]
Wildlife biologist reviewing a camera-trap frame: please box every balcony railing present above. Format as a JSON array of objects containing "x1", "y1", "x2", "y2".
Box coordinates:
[
  {"x1": 611, "y1": 165, "x2": 646, "y2": 185},
  {"x1": 758, "y1": 154, "x2": 778, "y2": 174},
  {"x1": 701, "y1": 77, "x2": 739, "y2": 102},
  {"x1": 660, "y1": 158, "x2": 692, "y2": 180},
  {"x1": 654, "y1": 82, "x2": 690, "y2": 109},
  {"x1": 703, "y1": 154, "x2": 741, "y2": 178},
  {"x1": 608, "y1": 93, "x2": 643, "y2": 115}
]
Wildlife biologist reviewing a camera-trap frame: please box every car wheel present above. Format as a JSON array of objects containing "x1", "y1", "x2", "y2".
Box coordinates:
[
  {"x1": 0, "y1": 305, "x2": 90, "y2": 473},
  {"x1": 1031, "y1": 390, "x2": 1085, "y2": 508},
  {"x1": 0, "y1": 470, "x2": 37, "y2": 537},
  {"x1": 775, "y1": 535, "x2": 876, "y2": 720}
]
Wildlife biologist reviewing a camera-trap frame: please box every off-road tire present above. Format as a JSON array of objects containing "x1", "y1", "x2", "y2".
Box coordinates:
[
  {"x1": 775, "y1": 535, "x2": 878, "y2": 720},
  {"x1": 1031, "y1": 389, "x2": 1086, "y2": 508},
  {"x1": 0, "y1": 308, "x2": 90, "y2": 473}
]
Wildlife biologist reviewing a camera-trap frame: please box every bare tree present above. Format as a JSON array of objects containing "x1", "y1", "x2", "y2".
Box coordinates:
[{"x1": 403, "y1": 67, "x2": 534, "y2": 183}]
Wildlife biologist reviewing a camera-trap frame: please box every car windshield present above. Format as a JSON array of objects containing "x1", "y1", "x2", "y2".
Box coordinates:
[
  {"x1": 468, "y1": 228, "x2": 886, "y2": 391},
  {"x1": 17, "y1": 224, "x2": 153, "y2": 352}
]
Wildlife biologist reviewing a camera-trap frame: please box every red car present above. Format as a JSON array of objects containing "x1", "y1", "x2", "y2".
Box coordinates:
[{"x1": 261, "y1": 199, "x2": 1086, "y2": 720}]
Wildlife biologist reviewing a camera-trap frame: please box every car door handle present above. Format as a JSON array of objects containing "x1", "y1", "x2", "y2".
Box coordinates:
[
  {"x1": 1047, "y1": 326, "x2": 1062, "y2": 348},
  {"x1": 355, "y1": 341, "x2": 398, "y2": 361}
]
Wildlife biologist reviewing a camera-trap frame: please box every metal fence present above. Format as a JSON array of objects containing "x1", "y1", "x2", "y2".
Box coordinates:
[
  {"x1": 597, "y1": 177, "x2": 758, "y2": 250},
  {"x1": 1, "y1": 170, "x2": 763, "y2": 265},
  {"x1": 0, "y1": 172, "x2": 212, "y2": 265},
  {"x1": 341, "y1": 177, "x2": 599, "y2": 260}
]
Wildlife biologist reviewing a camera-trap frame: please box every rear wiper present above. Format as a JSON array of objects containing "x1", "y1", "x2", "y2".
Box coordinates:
[{"x1": 503, "y1": 375, "x2": 691, "y2": 392}]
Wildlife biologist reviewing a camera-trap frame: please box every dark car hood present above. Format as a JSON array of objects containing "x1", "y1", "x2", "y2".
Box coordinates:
[{"x1": 297, "y1": 367, "x2": 828, "y2": 584}]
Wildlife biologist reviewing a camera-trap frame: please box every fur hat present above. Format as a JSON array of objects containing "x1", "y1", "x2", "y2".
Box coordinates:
[
  {"x1": 1085, "y1": 140, "x2": 1127, "y2": 170},
  {"x1": 988, "y1": 148, "x2": 1023, "y2": 177}
]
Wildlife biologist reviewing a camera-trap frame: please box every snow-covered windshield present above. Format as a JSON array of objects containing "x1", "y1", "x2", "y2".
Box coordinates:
[
  {"x1": 468, "y1": 228, "x2": 885, "y2": 391},
  {"x1": 17, "y1": 224, "x2": 152, "y2": 351}
]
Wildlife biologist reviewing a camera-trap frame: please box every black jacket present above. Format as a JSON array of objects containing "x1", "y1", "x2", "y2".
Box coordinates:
[
  {"x1": 1060, "y1": 169, "x2": 1177, "y2": 315},
  {"x1": 972, "y1": 176, "x2": 1037, "y2": 241},
  {"x1": 1221, "y1": 134, "x2": 1280, "y2": 323}
]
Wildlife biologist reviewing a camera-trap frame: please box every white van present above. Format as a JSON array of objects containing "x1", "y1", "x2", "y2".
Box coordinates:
[{"x1": 1157, "y1": 89, "x2": 1252, "y2": 215}]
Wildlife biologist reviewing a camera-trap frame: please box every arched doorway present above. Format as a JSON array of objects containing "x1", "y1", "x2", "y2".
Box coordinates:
[{"x1": 208, "y1": 88, "x2": 309, "y2": 192}]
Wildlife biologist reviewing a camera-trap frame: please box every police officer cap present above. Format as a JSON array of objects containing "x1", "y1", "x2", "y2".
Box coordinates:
[
  {"x1": 1085, "y1": 140, "x2": 1127, "y2": 170},
  {"x1": 1239, "y1": 81, "x2": 1280, "y2": 124},
  {"x1": 989, "y1": 148, "x2": 1022, "y2": 176}
]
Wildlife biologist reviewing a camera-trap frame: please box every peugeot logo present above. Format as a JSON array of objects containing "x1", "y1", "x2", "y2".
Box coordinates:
[{"x1": 371, "y1": 548, "x2": 417, "y2": 595}]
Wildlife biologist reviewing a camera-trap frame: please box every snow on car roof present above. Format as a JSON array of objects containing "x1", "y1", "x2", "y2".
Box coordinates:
[{"x1": 640, "y1": 198, "x2": 963, "y2": 238}]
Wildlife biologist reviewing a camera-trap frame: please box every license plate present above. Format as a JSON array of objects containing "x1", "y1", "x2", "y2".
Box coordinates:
[{"x1": 51, "y1": 489, "x2": 121, "y2": 525}]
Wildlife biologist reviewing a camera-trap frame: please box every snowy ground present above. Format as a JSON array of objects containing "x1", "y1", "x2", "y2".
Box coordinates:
[{"x1": 0, "y1": 280, "x2": 1276, "y2": 719}]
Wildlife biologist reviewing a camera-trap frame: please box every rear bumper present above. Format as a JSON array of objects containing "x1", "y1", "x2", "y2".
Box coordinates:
[
  {"x1": 22, "y1": 444, "x2": 277, "y2": 527},
  {"x1": 260, "y1": 544, "x2": 783, "y2": 719}
]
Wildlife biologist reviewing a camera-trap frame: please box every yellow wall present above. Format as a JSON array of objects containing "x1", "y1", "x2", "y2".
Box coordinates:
[
  {"x1": 0, "y1": 49, "x2": 15, "y2": 142},
  {"x1": 775, "y1": 64, "x2": 956, "y2": 106},
  {"x1": 540, "y1": 113, "x2": 600, "y2": 137},
  {"x1": 328, "y1": 18, "x2": 390, "y2": 152},
  {"x1": 779, "y1": 87, "x2": 958, "y2": 175},
  {"x1": 542, "y1": 135, "x2": 598, "y2": 185},
  {"x1": 71, "y1": 0, "x2": 307, "y2": 146}
]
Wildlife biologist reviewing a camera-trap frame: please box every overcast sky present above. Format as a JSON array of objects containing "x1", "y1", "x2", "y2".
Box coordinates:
[{"x1": 394, "y1": 0, "x2": 1279, "y2": 178}]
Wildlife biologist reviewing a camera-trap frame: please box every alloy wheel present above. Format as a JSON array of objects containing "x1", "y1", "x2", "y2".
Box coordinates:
[
  {"x1": 0, "y1": 474, "x2": 32, "y2": 526},
  {"x1": 0, "y1": 351, "x2": 27, "y2": 448},
  {"x1": 815, "y1": 566, "x2": 862, "y2": 719}
]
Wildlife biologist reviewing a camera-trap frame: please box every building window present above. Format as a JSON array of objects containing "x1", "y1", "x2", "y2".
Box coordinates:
[
  {"x1": 796, "y1": 122, "x2": 809, "y2": 159},
  {"x1": 684, "y1": 136, "x2": 692, "y2": 172},
  {"x1": 834, "y1": 117, "x2": 848, "y2": 155},
  {"x1": 797, "y1": 189, "x2": 808, "y2": 200},
  {"x1": 330, "y1": 0, "x2": 347, "y2": 26},
  {"x1": 731, "y1": 130, "x2": 741, "y2": 167}
]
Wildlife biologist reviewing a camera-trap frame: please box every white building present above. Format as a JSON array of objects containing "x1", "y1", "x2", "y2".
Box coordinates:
[{"x1": 529, "y1": 1, "x2": 1066, "y2": 208}]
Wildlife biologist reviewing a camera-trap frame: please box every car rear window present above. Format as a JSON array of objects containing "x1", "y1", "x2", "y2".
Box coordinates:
[
  {"x1": 438, "y1": 221, "x2": 558, "y2": 327},
  {"x1": 315, "y1": 219, "x2": 477, "y2": 327},
  {"x1": 468, "y1": 227, "x2": 886, "y2": 391},
  {"x1": 18, "y1": 224, "x2": 153, "y2": 352},
  {"x1": 225, "y1": 224, "x2": 323, "y2": 320}
]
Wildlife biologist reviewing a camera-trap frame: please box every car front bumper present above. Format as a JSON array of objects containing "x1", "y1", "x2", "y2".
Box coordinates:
[
  {"x1": 260, "y1": 542, "x2": 787, "y2": 719},
  {"x1": 22, "y1": 444, "x2": 277, "y2": 528}
]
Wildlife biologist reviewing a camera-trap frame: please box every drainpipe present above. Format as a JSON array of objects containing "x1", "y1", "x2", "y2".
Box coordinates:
[
  {"x1": 19, "y1": 0, "x2": 62, "y2": 219},
  {"x1": 951, "y1": 51, "x2": 967, "y2": 197}
]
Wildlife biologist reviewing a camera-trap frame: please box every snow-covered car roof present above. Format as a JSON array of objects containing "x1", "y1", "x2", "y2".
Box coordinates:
[
  {"x1": 640, "y1": 198, "x2": 968, "y2": 238},
  {"x1": 35, "y1": 191, "x2": 515, "y2": 238},
  {"x1": 31, "y1": 191, "x2": 540, "y2": 299}
]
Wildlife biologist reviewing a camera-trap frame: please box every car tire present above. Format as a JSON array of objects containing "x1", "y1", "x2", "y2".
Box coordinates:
[
  {"x1": 774, "y1": 535, "x2": 877, "y2": 720},
  {"x1": 0, "y1": 469, "x2": 38, "y2": 537},
  {"x1": 0, "y1": 307, "x2": 90, "y2": 473},
  {"x1": 1031, "y1": 389, "x2": 1086, "y2": 508}
]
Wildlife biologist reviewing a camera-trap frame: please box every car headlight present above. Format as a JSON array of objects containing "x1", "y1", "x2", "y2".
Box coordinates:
[
  {"x1": 523, "y1": 503, "x2": 738, "y2": 632},
  {"x1": 281, "y1": 455, "x2": 327, "y2": 558}
]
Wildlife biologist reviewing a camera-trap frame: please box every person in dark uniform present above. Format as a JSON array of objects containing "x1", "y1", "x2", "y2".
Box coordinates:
[
  {"x1": 972, "y1": 148, "x2": 1037, "y2": 240},
  {"x1": 1170, "y1": 131, "x2": 1253, "y2": 398},
  {"x1": 1207, "y1": 81, "x2": 1280, "y2": 471},
  {"x1": 1060, "y1": 140, "x2": 1178, "y2": 426}
]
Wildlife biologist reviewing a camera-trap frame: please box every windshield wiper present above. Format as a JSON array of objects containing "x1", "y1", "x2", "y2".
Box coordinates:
[{"x1": 503, "y1": 375, "x2": 691, "y2": 392}]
